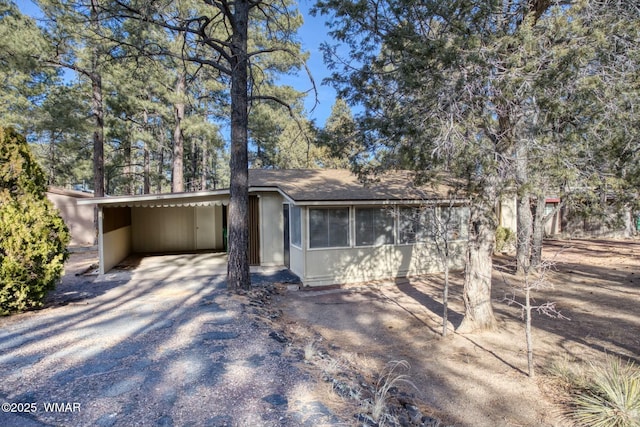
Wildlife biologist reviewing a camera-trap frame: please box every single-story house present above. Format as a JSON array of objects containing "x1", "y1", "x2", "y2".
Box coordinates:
[
  {"x1": 496, "y1": 195, "x2": 562, "y2": 236},
  {"x1": 47, "y1": 187, "x2": 97, "y2": 247},
  {"x1": 78, "y1": 169, "x2": 470, "y2": 287}
]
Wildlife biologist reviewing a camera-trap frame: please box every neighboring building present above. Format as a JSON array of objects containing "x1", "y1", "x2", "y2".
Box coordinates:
[
  {"x1": 79, "y1": 169, "x2": 470, "y2": 287},
  {"x1": 560, "y1": 200, "x2": 635, "y2": 239},
  {"x1": 497, "y1": 194, "x2": 633, "y2": 239},
  {"x1": 47, "y1": 187, "x2": 96, "y2": 247}
]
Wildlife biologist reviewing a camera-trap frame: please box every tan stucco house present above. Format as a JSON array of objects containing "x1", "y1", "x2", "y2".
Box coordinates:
[
  {"x1": 47, "y1": 187, "x2": 96, "y2": 247},
  {"x1": 79, "y1": 169, "x2": 470, "y2": 287}
]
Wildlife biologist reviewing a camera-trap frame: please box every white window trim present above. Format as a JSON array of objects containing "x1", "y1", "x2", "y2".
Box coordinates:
[
  {"x1": 306, "y1": 206, "x2": 352, "y2": 250},
  {"x1": 354, "y1": 205, "x2": 397, "y2": 248}
]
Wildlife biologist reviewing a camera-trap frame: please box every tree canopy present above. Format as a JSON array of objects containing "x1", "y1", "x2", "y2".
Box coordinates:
[
  {"x1": 0, "y1": 127, "x2": 70, "y2": 315},
  {"x1": 313, "y1": 0, "x2": 640, "y2": 331}
]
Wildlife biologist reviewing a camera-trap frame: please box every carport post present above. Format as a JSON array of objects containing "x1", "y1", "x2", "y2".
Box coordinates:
[{"x1": 97, "y1": 205, "x2": 105, "y2": 275}]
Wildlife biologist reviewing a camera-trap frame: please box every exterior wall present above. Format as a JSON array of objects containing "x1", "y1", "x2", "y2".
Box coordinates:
[
  {"x1": 103, "y1": 226, "x2": 132, "y2": 273},
  {"x1": 499, "y1": 195, "x2": 517, "y2": 233},
  {"x1": 561, "y1": 204, "x2": 634, "y2": 239},
  {"x1": 132, "y1": 207, "x2": 196, "y2": 252},
  {"x1": 131, "y1": 205, "x2": 225, "y2": 253},
  {"x1": 47, "y1": 190, "x2": 96, "y2": 246},
  {"x1": 302, "y1": 242, "x2": 466, "y2": 287},
  {"x1": 296, "y1": 205, "x2": 468, "y2": 287},
  {"x1": 258, "y1": 192, "x2": 285, "y2": 266},
  {"x1": 544, "y1": 202, "x2": 562, "y2": 236},
  {"x1": 289, "y1": 245, "x2": 305, "y2": 279}
]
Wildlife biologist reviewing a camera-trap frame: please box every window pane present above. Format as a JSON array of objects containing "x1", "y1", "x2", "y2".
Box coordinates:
[
  {"x1": 399, "y1": 207, "x2": 435, "y2": 243},
  {"x1": 398, "y1": 207, "x2": 417, "y2": 244},
  {"x1": 459, "y1": 207, "x2": 470, "y2": 239},
  {"x1": 328, "y1": 208, "x2": 349, "y2": 247},
  {"x1": 356, "y1": 208, "x2": 394, "y2": 246},
  {"x1": 309, "y1": 208, "x2": 349, "y2": 248},
  {"x1": 439, "y1": 207, "x2": 469, "y2": 240},
  {"x1": 291, "y1": 206, "x2": 301, "y2": 247},
  {"x1": 417, "y1": 208, "x2": 436, "y2": 242},
  {"x1": 309, "y1": 209, "x2": 329, "y2": 248}
]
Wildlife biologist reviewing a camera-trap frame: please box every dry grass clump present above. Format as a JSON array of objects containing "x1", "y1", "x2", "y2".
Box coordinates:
[
  {"x1": 368, "y1": 360, "x2": 416, "y2": 425},
  {"x1": 304, "y1": 339, "x2": 318, "y2": 361},
  {"x1": 548, "y1": 355, "x2": 640, "y2": 427}
]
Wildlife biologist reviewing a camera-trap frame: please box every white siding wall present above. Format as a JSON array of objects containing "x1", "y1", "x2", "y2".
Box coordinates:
[
  {"x1": 103, "y1": 225, "x2": 131, "y2": 273},
  {"x1": 302, "y1": 242, "x2": 466, "y2": 287}
]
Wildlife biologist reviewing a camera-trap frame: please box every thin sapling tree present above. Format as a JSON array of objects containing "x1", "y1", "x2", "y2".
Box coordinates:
[{"x1": 501, "y1": 256, "x2": 569, "y2": 377}]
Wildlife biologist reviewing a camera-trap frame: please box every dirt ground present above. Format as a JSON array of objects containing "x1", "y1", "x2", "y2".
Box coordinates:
[
  {"x1": 17, "y1": 239, "x2": 638, "y2": 426},
  {"x1": 274, "y1": 239, "x2": 640, "y2": 426}
]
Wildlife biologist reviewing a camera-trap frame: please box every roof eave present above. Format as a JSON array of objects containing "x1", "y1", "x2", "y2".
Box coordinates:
[{"x1": 76, "y1": 188, "x2": 232, "y2": 206}]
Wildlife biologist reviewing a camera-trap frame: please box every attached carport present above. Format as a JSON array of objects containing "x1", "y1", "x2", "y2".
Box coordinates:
[{"x1": 80, "y1": 191, "x2": 232, "y2": 274}]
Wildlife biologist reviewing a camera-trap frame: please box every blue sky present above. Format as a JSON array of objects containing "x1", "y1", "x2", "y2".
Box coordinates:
[
  {"x1": 16, "y1": 0, "x2": 338, "y2": 127},
  {"x1": 293, "y1": 0, "x2": 338, "y2": 126}
]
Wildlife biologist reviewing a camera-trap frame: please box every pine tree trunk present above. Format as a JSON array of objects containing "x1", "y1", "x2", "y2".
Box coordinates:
[
  {"x1": 172, "y1": 73, "x2": 185, "y2": 192},
  {"x1": 156, "y1": 147, "x2": 164, "y2": 194},
  {"x1": 191, "y1": 139, "x2": 199, "y2": 191},
  {"x1": 90, "y1": 0, "x2": 104, "y2": 198},
  {"x1": 143, "y1": 141, "x2": 150, "y2": 194},
  {"x1": 457, "y1": 195, "x2": 497, "y2": 333},
  {"x1": 142, "y1": 109, "x2": 150, "y2": 194},
  {"x1": 123, "y1": 136, "x2": 132, "y2": 195},
  {"x1": 530, "y1": 193, "x2": 545, "y2": 269},
  {"x1": 91, "y1": 74, "x2": 104, "y2": 197},
  {"x1": 200, "y1": 138, "x2": 208, "y2": 190},
  {"x1": 227, "y1": 0, "x2": 251, "y2": 291}
]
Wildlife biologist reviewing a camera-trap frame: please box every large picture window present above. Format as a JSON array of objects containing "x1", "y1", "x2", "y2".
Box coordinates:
[
  {"x1": 398, "y1": 206, "x2": 469, "y2": 243},
  {"x1": 290, "y1": 206, "x2": 301, "y2": 247},
  {"x1": 398, "y1": 206, "x2": 435, "y2": 244},
  {"x1": 309, "y1": 208, "x2": 349, "y2": 248},
  {"x1": 355, "y1": 207, "x2": 394, "y2": 246},
  {"x1": 439, "y1": 206, "x2": 470, "y2": 241}
]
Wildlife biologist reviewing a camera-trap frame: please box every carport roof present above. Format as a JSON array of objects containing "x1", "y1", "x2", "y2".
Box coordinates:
[
  {"x1": 77, "y1": 189, "x2": 231, "y2": 207},
  {"x1": 78, "y1": 169, "x2": 465, "y2": 207}
]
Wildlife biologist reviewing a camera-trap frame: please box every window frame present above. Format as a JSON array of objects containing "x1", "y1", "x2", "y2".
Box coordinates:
[
  {"x1": 290, "y1": 205, "x2": 302, "y2": 248},
  {"x1": 397, "y1": 205, "x2": 469, "y2": 244},
  {"x1": 354, "y1": 206, "x2": 395, "y2": 247},
  {"x1": 307, "y1": 206, "x2": 351, "y2": 249},
  {"x1": 437, "y1": 205, "x2": 470, "y2": 241},
  {"x1": 397, "y1": 205, "x2": 436, "y2": 244}
]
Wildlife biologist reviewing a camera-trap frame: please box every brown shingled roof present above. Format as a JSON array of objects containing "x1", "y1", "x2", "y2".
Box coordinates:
[{"x1": 248, "y1": 169, "x2": 463, "y2": 202}]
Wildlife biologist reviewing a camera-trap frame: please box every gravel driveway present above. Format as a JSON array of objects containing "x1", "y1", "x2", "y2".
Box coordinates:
[{"x1": 0, "y1": 252, "x2": 334, "y2": 427}]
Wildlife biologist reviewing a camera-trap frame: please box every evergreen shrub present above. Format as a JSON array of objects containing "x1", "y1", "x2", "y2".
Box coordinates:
[
  {"x1": 495, "y1": 226, "x2": 515, "y2": 254},
  {"x1": 0, "y1": 127, "x2": 69, "y2": 315}
]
